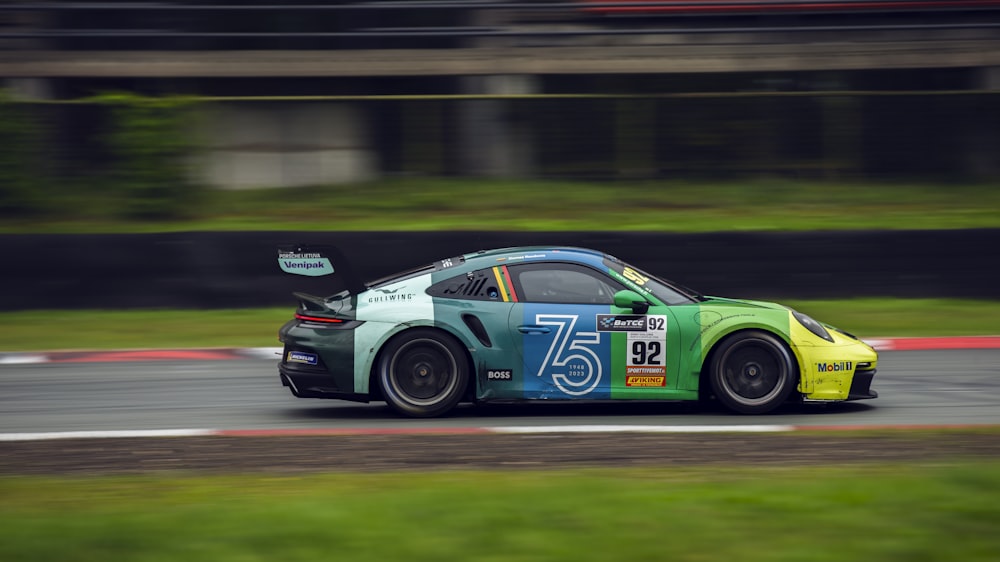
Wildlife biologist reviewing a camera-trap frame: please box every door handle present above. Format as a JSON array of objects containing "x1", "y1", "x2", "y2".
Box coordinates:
[{"x1": 518, "y1": 325, "x2": 552, "y2": 334}]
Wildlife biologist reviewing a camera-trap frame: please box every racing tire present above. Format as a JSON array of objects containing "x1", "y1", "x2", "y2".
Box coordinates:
[
  {"x1": 709, "y1": 330, "x2": 797, "y2": 414},
  {"x1": 377, "y1": 329, "x2": 469, "y2": 418}
]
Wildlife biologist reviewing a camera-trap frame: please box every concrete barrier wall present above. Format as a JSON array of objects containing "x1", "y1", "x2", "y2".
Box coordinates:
[
  {"x1": 195, "y1": 103, "x2": 375, "y2": 189},
  {"x1": 1, "y1": 230, "x2": 996, "y2": 311}
]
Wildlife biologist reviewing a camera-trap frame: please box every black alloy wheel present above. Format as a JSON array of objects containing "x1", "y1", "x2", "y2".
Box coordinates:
[
  {"x1": 709, "y1": 330, "x2": 797, "y2": 414},
  {"x1": 378, "y1": 329, "x2": 469, "y2": 417}
]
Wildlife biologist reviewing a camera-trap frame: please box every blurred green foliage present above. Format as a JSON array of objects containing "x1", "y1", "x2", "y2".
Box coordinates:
[
  {"x1": 0, "y1": 91, "x2": 45, "y2": 216},
  {"x1": 96, "y1": 92, "x2": 203, "y2": 219},
  {"x1": 0, "y1": 91, "x2": 201, "y2": 221},
  {"x1": 0, "y1": 90, "x2": 204, "y2": 221}
]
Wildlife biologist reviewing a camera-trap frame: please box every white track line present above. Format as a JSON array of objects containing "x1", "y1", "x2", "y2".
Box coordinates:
[
  {"x1": 490, "y1": 425, "x2": 794, "y2": 434},
  {"x1": 0, "y1": 354, "x2": 48, "y2": 365},
  {"x1": 0, "y1": 429, "x2": 216, "y2": 441},
  {"x1": 0, "y1": 425, "x2": 798, "y2": 441}
]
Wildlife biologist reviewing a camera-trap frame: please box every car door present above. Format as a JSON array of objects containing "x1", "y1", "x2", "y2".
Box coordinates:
[
  {"x1": 504, "y1": 262, "x2": 623, "y2": 400},
  {"x1": 505, "y1": 261, "x2": 684, "y2": 401}
]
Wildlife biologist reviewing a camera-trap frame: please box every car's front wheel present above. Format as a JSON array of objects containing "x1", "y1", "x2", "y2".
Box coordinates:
[
  {"x1": 377, "y1": 329, "x2": 469, "y2": 417},
  {"x1": 709, "y1": 330, "x2": 797, "y2": 414}
]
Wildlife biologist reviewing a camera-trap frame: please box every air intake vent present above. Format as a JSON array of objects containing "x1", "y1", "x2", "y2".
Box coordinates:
[
  {"x1": 464, "y1": 277, "x2": 487, "y2": 296},
  {"x1": 462, "y1": 314, "x2": 492, "y2": 348}
]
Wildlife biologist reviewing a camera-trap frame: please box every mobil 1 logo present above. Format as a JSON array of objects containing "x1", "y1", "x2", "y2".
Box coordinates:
[{"x1": 598, "y1": 314, "x2": 668, "y2": 384}]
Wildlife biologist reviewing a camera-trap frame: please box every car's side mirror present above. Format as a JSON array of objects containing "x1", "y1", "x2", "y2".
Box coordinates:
[{"x1": 613, "y1": 290, "x2": 650, "y2": 315}]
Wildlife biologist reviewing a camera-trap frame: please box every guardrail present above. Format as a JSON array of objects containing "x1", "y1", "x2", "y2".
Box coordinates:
[
  {"x1": 2, "y1": 0, "x2": 999, "y2": 50},
  {"x1": 2, "y1": 230, "x2": 998, "y2": 310}
]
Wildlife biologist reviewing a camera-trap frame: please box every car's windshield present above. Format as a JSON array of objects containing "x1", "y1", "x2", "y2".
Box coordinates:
[{"x1": 603, "y1": 257, "x2": 703, "y2": 305}]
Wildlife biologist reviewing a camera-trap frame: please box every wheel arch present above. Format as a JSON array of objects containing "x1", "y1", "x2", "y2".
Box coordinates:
[
  {"x1": 367, "y1": 324, "x2": 476, "y2": 403},
  {"x1": 698, "y1": 327, "x2": 802, "y2": 401}
]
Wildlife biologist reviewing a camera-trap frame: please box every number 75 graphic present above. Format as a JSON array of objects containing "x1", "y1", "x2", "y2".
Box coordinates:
[{"x1": 533, "y1": 314, "x2": 603, "y2": 396}]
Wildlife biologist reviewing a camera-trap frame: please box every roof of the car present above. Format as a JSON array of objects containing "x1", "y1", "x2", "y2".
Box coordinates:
[
  {"x1": 463, "y1": 246, "x2": 609, "y2": 264},
  {"x1": 365, "y1": 246, "x2": 615, "y2": 290}
]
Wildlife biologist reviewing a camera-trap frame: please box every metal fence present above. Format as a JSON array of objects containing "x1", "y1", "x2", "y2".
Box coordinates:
[{"x1": 2, "y1": 0, "x2": 1000, "y2": 51}]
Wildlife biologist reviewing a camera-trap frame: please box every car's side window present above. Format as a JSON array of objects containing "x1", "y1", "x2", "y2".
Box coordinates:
[
  {"x1": 509, "y1": 263, "x2": 624, "y2": 305},
  {"x1": 426, "y1": 268, "x2": 507, "y2": 301}
]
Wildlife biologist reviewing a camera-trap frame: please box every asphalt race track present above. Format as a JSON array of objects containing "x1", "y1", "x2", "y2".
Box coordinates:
[{"x1": 2, "y1": 350, "x2": 998, "y2": 434}]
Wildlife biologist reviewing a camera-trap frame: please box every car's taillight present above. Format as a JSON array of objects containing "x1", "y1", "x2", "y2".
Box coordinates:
[{"x1": 295, "y1": 312, "x2": 344, "y2": 324}]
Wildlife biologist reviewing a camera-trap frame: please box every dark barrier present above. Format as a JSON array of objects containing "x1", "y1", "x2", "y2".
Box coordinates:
[{"x1": 0, "y1": 230, "x2": 996, "y2": 311}]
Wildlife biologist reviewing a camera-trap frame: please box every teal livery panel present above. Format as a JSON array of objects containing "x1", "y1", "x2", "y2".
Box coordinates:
[{"x1": 520, "y1": 304, "x2": 613, "y2": 399}]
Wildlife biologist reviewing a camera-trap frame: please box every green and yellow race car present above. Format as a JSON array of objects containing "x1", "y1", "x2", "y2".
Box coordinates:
[{"x1": 278, "y1": 246, "x2": 877, "y2": 417}]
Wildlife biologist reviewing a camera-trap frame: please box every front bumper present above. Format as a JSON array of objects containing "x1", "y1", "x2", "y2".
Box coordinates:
[
  {"x1": 846, "y1": 368, "x2": 878, "y2": 401},
  {"x1": 796, "y1": 327, "x2": 879, "y2": 402}
]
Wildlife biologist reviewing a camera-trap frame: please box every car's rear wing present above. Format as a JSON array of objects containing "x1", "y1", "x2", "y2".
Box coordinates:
[
  {"x1": 278, "y1": 247, "x2": 334, "y2": 277},
  {"x1": 277, "y1": 244, "x2": 364, "y2": 295}
]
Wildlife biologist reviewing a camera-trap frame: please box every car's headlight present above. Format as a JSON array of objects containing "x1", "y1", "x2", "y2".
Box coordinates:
[{"x1": 792, "y1": 310, "x2": 834, "y2": 342}]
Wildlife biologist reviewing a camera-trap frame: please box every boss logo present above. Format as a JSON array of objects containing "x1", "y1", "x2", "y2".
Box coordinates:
[{"x1": 487, "y1": 369, "x2": 513, "y2": 381}]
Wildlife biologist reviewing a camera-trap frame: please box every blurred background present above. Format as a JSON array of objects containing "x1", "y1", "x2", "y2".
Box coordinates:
[
  {"x1": 2, "y1": 0, "x2": 1000, "y2": 194},
  {"x1": 4, "y1": 8, "x2": 1000, "y2": 557},
  {"x1": 1, "y1": 0, "x2": 1000, "y2": 319},
  {"x1": 4, "y1": 8, "x2": 1000, "y2": 555}
]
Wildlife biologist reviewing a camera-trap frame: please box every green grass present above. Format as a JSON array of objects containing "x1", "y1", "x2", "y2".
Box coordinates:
[
  {"x1": 0, "y1": 298, "x2": 996, "y2": 351},
  {"x1": 0, "y1": 308, "x2": 291, "y2": 351},
  {"x1": 2, "y1": 462, "x2": 999, "y2": 561},
  {"x1": 8, "y1": 178, "x2": 1000, "y2": 233}
]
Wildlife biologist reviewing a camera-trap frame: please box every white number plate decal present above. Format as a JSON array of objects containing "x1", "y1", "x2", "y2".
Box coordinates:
[{"x1": 597, "y1": 314, "x2": 668, "y2": 386}]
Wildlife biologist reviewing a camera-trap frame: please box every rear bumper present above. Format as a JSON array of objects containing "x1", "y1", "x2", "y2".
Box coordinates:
[{"x1": 278, "y1": 363, "x2": 369, "y2": 403}]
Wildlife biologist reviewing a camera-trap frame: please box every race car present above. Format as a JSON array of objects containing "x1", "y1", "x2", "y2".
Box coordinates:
[{"x1": 277, "y1": 246, "x2": 877, "y2": 417}]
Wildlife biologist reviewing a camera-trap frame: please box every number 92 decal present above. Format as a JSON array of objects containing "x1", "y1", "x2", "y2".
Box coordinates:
[{"x1": 597, "y1": 314, "x2": 668, "y2": 384}]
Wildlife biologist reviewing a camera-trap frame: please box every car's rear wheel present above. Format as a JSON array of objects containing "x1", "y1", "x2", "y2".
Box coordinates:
[
  {"x1": 378, "y1": 329, "x2": 469, "y2": 417},
  {"x1": 709, "y1": 330, "x2": 797, "y2": 414}
]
